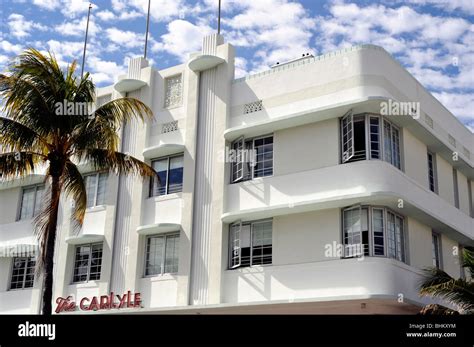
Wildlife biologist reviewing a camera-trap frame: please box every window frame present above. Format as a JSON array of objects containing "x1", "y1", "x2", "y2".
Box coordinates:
[
  {"x1": 340, "y1": 113, "x2": 402, "y2": 170},
  {"x1": 149, "y1": 153, "x2": 184, "y2": 197},
  {"x1": 230, "y1": 134, "x2": 273, "y2": 183},
  {"x1": 72, "y1": 242, "x2": 103, "y2": 284},
  {"x1": 342, "y1": 205, "x2": 406, "y2": 262},
  {"x1": 228, "y1": 219, "x2": 273, "y2": 269},
  {"x1": 427, "y1": 151, "x2": 438, "y2": 193},
  {"x1": 453, "y1": 168, "x2": 459, "y2": 209},
  {"x1": 143, "y1": 233, "x2": 180, "y2": 277},
  {"x1": 83, "y1": 172, "x2": 108, "y2": 208},
  {"x1": 9, "y1": 256, "x2": 36, "y2": 290},
  {"x1": 17, "y1": 184, "x2": 45, "y2": 221},
  {"x1": 431, "y1": 231, "x2": 442, "y2": 269},
  {"x1": 468, "y1": 179, "x2": 473, "y2": 217}
]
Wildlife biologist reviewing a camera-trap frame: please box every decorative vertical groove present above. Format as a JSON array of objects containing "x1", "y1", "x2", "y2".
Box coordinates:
[
  {"x1": 110, "y1": 90, "x2": 140, "y2": 293},
  {"x1": 190, "y1": 66, "x2": 218, "y2": 305}
]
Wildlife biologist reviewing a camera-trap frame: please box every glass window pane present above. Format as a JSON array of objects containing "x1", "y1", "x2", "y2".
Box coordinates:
[
  {"x1": 168, "y1": 156, "x2": 183, "y2": 194},
  {"x1": 85, "y1": 175, "x2": 98, "y2": 208},
  {"x1": 254, "y1": 137, "x2": 273, "y2": 178},
  {"x1": 395, "y1": 216, "x2": 404, "y2": 261},
  {"x1": 96, "y1": 173, "x2": 108, "y2": 206},
  {"x1": 145, "y1": 236, "x2": 164, "y2": 276},
  {"x1": 33, "y1": 185, "x2": 45, "y2": 217},
  {"x1": 152, "y1": 159, "x2": 168, "y2": 196},
  {"x1": 369, "y1": 117, "x2": 380, "y2": 159},
  {"x1": 384, "y1": 122, "x2": 392, "y2": 165},
  {"x1": 164, "y1": 235, "x2": 180, "y2": 273},
  {"x1": 251, "y1": 221, "x2": 272, "y2": 265},
  {"x1": 372, "y1": 208, "x2": 384, "y2": 256},
  {"x1": 20, "y1": 187, "x2": 36, "y2": 220},
  {"x1": 10, "y1": 257, "x2": 36, "y2": 290}
]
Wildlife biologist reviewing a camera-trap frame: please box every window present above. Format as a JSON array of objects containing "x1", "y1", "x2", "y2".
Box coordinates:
[
  {"x1": 342, "y1": 206, "x2": 405, "y2": 262},
  {"x1": 468, "y1": 180, "x2": 473, "y2": 217},
  {"x1": 386, "y1": 211, "x2": 405, "y2": 262},
  {"x1": 144, "y1": 234, "x2": 180, "y2": 276},
  {"x1": 229, "y1": 220, "x2": 272, "y2": 269},
  {"x1": 431, "y1": 232, "x2": 441, "y2": 268},
  {"x1": 19, "y1": 185, "x2": 44, "y2": 220},
  {"x1": 150, "y1": 154, "x2": 184, "y2": 196},
  {"x1": 453, "y1": 168, "x2": 459, "y2": 209},
  {"x1": 342, "y1": 206, "x2": 369, "y2": 257},
  {"x1": 459, "y1": 245, "x2": 465, "y2": 279},
  {"x1": 340, "y1": 113, "x2": 401, "y2": 169},
  {"x1": 10, "y1": 257, "x2": 35, "y2": 290},
  {"x1": 72, "y1": 243, "x2": 103, "y2": 283},
  {"x1": 427, "y1": 152, "x2": 437, "y2": 193},
  {"x1": 84, "y1": 172, "x2": 107, "y2": 208},
  {"x1": 164, "y1": 74, "x2": 182, "y2": 108},
  {"x1": 230, "y1": 135, "x2": 273, "y2": 183}
]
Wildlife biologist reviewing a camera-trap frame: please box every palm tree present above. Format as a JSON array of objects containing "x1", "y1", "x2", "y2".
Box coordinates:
[
  {"x1": 0, "y1": 49, "x2": 156, "y2": 315},
  {"x1": 419, "y1": 247, "x2": 474, "y2": 314}
]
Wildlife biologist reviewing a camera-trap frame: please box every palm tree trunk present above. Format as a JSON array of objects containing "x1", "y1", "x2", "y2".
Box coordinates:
[{"x1": 41, "y1": 175, "x2": 61, "y2": 315}]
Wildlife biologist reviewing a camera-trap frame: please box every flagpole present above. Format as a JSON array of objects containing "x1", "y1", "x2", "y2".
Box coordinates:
[
  {"x1": 81, "y1": 3, "x2": 92, "y2": 79},
  {"x1": 144, "y1": 0, "x2": 151, "y2": 59},
  {"x1": 217, "y1": 0, "x2": 221, "y2": 35}
]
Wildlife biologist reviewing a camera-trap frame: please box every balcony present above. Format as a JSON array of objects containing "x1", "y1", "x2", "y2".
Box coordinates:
[
  {"x1": 140, "y1": 194, "x2": 183, "y2": 231},
  {"x1": 65, "y1": 207, "x2": 107, "y2": 245}
]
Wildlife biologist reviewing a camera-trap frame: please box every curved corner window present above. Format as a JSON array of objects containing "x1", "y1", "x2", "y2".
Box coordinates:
[
  {"x1": 342, "y1": 206, "x2": 405, "y2": 263},
  {"x1": 340, "y1": 113, "x2": 401, "y2": 169}
]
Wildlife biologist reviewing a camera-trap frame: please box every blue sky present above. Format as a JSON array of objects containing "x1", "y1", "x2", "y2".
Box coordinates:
[{"x1": 0, "y1": 0, "x2": 473, "y2": 131}]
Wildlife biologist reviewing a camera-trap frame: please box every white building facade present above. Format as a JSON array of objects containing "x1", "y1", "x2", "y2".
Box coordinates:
[{"x1": 0, "y1": 35, "x2": 473, "y2": 314}]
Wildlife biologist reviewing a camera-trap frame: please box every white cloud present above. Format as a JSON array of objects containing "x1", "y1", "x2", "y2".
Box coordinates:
[
  {"x1": 96, "y1": 10, "x2": 116, "y2": 21},
  {"x1": 111, "y1": 0, "x2": 186, "y2": 22},
  {"x1": 55, "y1": 16, "x2": 100, "y2": 37},
  {"x1": 8, "y1": 13, "x2": 47, "y2": 39},
  {"x1": 433, "y1": 91, "x2": 474, "y2": 120},
  {"x1": 0, "y1": 40, "x2": 23, "y2": 54},
  {"x1": 105, "y1": 28, "x2": 146, "y2": 49},
  {"x1": 403, "y1": 0, "x2": 474, "y2": 15},
  {"x1": 32, "y1": 0, "x2": 94, "y2": 18},
  {"x1": 152, "y1": 20, "x2": 213, "y2": 61},
  {"x1": 32, "y1": 0, "x2": 60, "y2": 10},
  {"x1": 46, "y1": 40, "x2": 84, "y2": 59},
  {"x1": 87, "y1": 56, "x2": 127, "y2": 84},
  {"x1": 234, "y1": 57, "x2": 248, "y2": 79}
]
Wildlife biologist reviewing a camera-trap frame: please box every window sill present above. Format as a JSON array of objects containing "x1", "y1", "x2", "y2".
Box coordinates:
[
  {"x1": 69, "y1": 280, "x2": 100, "y2": 288},
  {"x1": 226, "y1": 264, "x2": 272, "y2": 272},
  {"x1": 231, "y1": 175, "x2": 274, "y2": 185},
  {"x1": 148, "y1": 192, "x2": 182, "y2": 202},
  {"x1": 85, "y1": 205, "x2": 106, "y2": 213},
  {"x1": 163, "y1": 104, "x2": 183, "y2": 111},
  {"x1": 142, "y1": 273, "x2": 177, "y2": 281},
  {"x1": 7, "y1": 287, "x2": 35, "y2": 292}
]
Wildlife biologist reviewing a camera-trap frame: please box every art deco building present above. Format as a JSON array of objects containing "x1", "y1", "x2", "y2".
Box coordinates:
[{"x1": 0, "y1": 34, "x2": 472, "y2": 314}]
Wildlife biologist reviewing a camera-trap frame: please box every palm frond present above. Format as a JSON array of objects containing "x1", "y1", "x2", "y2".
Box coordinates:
[
  {"x1": 93, "y1": 97, "x2": 153, "y2": 124},
  {"x1": 419, "y1": 267, "x2": 474, "y2": 313},
  {"x1": 462, "y1": 247, "x2": 474, "y2": 278},
  {"x1": 69, "y1": 115, "x2": 120, "y2": 153},
  {"x1": 0, "y1": 74, "x2": 56, "y2": 137},
  {"x1": 0, "y1": 116, "x2": 51, "y2": 153},
  {"x1": 61, "y1": 161, "x2": 87, "y2": 229},
  {"x1": 78, "y1": 149, "x2": 156, "y2": 178},
  {"x1": 0, "y1": 151, "x2": 45, "y2": 180}
]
